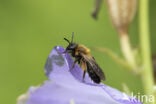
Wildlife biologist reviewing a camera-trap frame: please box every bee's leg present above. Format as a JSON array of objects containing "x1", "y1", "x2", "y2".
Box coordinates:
[
  {"x1": 72, "y1": 58, "x2": 78, "y2": 68},
  {"x1": 69, "y1": 57, "x2": 79, "y2": 71},
  {"x1": 82, "y1": 71, "x2": 86, "y2": 82}
]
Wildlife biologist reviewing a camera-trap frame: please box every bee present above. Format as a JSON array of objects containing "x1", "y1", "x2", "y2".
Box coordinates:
[{"x1": 63, "y1": 33, "x2": 106, "y2": 83}]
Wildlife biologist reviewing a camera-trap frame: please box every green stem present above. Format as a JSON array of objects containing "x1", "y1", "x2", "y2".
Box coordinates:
[
  {"x1": 139, "y1": 0, "x2": 155, "y2": 103},
  {"x1": 120, "y1": 33, "x2": 137, "y2": 71}
]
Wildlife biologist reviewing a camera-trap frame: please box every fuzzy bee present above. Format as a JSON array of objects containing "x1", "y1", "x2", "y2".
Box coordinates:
[{"x1": 63, "y1": 33, "x2": 106, "y2": 83}]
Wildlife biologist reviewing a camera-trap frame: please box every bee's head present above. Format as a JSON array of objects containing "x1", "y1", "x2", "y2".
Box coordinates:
[{"x1": 63, "y1": 32, "x2": 77, "y2": 54}]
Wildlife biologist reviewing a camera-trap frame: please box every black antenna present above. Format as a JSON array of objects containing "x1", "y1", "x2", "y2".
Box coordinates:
[
  {"x1": 71, "y1": 32, "x2": 74, "y2": 43},
  {"x1": 64, "y1": 38, "x2": 70, "y2": 44}
]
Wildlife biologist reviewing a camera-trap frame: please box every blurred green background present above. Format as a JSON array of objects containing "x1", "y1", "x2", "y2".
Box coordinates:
[{"x1": 0, "y1": 0, "x2": 156, "y2": 104}]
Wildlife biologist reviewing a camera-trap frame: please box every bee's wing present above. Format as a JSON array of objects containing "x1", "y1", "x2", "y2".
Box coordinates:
[{"x1": 81, "y1": 53, "x2": 106, "y2": 81}]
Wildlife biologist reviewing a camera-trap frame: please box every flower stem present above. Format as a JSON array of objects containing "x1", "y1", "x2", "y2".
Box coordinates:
[
  {"x1": 139, "y1": 0, "x2": 155, "y2": 103},
  {"x1": 119, "y1": 32, "x2": 137, "y2": 71}
]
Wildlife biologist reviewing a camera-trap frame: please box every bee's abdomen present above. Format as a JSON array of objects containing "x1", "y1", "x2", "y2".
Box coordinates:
[{"x1": 86, "y1": 63, "x2": 101, "y2": 83}]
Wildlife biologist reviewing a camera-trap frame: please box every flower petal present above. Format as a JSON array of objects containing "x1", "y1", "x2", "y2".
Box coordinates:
[
  {"x1": 44, "y1": 46, "x2": 142, "y2": 104},
  {"x1": 18, "y1": 46, "x2": 142, "y2": 104}
]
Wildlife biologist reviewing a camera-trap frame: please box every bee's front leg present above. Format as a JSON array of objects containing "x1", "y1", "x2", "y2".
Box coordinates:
[{"x1": 69, "y1": 57, "x2": 79, "y2": 71}]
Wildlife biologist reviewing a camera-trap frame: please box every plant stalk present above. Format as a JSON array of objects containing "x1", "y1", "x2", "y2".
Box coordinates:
[
  {"x1": 120, "y1": 32, "x2": 137, "y2": 71},
  {"x1": 139, "y1": 0, "x2": 155, "y2": 103}
]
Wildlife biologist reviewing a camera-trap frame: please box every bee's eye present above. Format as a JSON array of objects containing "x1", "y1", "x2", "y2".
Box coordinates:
[{"x1": 66, "y1": 43, "x2": 77, "y2": 51}]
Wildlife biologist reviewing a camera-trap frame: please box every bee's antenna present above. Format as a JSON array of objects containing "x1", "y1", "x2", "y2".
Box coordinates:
[
  {"x1": 71, "y1": 32, "x2": 74, "y2": 43},
  {"x1": 64, "y1": 38, "x2": 70, "y2": 44}
]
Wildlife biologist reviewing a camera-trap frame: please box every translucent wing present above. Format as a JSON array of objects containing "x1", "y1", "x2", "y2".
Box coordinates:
[{"x1": 80, "y1": 53, "x2": 106, "y2": 81}]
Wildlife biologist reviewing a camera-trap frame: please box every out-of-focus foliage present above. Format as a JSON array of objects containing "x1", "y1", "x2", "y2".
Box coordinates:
[{"x1": 0, "y1": 0, "x2": 155, "y2": 104}]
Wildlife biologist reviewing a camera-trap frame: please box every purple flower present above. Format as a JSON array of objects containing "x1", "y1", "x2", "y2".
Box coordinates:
[{"x1": 17, "y1": 46, "x2": 142, "y2": 104}]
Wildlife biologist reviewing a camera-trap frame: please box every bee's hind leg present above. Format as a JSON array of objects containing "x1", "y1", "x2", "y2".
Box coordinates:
[{"x1": 82, "y1": 71, "x2": 86, "y2": 82}]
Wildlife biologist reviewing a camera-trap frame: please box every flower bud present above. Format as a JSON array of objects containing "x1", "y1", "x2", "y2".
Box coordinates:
[{"x1": 107, "y1": 0, "x2": 137, "y2": 34}]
